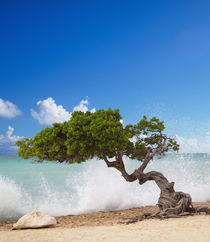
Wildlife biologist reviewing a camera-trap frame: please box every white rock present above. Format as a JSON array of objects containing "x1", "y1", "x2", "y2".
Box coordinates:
[{"x1": 13, "y1": 211, "x2": 57, "y2": 229}]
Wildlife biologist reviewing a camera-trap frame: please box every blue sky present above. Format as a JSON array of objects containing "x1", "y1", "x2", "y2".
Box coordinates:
[{"x1": 1, "y1": 1, "x2": 210, "y2": 153}]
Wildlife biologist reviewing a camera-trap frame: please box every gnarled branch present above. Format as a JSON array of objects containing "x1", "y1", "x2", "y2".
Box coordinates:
[
  {"x1": 138, "y1": 135, "x2": 167, "y2": 172},
  {"x1": 103, "y1": 154, "x2": 136, "y2": 182}
]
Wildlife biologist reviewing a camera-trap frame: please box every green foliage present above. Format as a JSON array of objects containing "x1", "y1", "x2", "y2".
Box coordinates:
[{"x1": 15, "y1": 108, "x2": 179, "y2": 163}]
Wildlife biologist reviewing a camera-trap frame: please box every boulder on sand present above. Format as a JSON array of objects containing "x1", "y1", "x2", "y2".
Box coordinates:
[{"x1": 13, "y1": 211, "x2": 57, "y2": 230}]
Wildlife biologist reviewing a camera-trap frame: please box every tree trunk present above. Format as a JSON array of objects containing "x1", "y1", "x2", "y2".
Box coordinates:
[
  {"x1": 103, "y1": 154, "x2": 210, "y2": 220},
  {"x1": 134, "y1": 170, "x2": 210, "y2": 218}
]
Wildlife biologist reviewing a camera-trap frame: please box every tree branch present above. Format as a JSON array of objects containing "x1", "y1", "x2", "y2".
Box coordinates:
[
  {"x1": 103, "y1": 154, "x2": 136, "y2": 182},
  {"x1": 103, "y1": 135, "x2": 168, "y2": 183},
  {"x1": 138, "y1": 135, "x2": 167, "y2": 172}
]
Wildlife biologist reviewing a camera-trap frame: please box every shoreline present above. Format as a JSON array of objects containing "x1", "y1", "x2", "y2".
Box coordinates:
[
  {"x1": 0, "y1": 202, "x2": 210, "y2": 231},
  {"x1": 0, "y1": 202, "x2": 209, "y2": 242},
  {"x1": 0, "y1": 202, "x2": 209, "y2": 230},
  {"x1": 1, "y1": 216, "x2": 210, "y2": 242}
]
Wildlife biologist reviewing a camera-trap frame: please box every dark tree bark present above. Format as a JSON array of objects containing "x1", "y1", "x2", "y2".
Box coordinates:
[{"x1": 103, "y1": 150, "x2": 210, "y2": 220}]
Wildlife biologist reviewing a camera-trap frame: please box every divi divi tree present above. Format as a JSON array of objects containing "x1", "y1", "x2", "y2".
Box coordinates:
[{"x1": 16, "y1": 109, "x2": 209, "y2": 218}]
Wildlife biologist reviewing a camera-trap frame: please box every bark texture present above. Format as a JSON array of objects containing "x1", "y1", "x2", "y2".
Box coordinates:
[
  {"x1": 134, "y1": 170, "x2": 194, "y2": 218},
  {"x1": 103, "y1": 151, "x2": 210, "y2": 220}
]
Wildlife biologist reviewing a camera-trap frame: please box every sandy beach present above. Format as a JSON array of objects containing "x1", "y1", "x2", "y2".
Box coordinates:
[{"x1": 0, "y1": 202, "x2": 209, "y2": 242}]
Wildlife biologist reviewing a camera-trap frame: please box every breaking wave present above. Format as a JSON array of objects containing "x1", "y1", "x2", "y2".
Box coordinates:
[{"x1": 0, "y1": 154, "x2": 210, "y2": 221}]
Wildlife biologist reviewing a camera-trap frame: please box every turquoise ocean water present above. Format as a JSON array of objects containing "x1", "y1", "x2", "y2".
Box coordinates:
[{"x1": 0, "y1": 154, "x2": 210, "y2": 221}]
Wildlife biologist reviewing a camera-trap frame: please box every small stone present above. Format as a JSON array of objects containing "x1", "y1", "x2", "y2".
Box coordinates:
[{"x1": 13, "y1": 211, "x2": 57, "y2": 230}]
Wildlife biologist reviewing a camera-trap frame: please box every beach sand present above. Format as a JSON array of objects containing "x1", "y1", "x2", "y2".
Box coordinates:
[{"x1": 0, "y1": 202, "x2": 210, "y2": 242}]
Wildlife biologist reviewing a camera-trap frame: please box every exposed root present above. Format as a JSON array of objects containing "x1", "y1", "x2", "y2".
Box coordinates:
[
  {"x1": 194, "y1": 206, "x2": 210, "y2": 214},
  {"x1": 120, "y1": 206, "x2": 210, "y2": 225},
  {"x1": 120, "y1": 170, "x2": 210, "y2": 223},
  {"x1": 119, "y1": 213, "x2": 152, "y2": 225}
]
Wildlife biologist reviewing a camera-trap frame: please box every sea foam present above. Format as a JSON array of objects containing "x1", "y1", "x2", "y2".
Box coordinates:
[{"x1": 0, "y1": 154, "x2": 210, "y2": 221}]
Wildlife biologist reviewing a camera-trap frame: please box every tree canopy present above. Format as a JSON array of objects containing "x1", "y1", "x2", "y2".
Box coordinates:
[{"x1": 16, "y1": 108, "x2": 179, "y2": 165}]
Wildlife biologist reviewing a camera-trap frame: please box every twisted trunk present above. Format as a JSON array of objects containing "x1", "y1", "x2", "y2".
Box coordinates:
[
  {"x1": 134, "y1": 170, "x2": 194, "y2": 218},
  {"x1": 103, "y1": 152, "x2": 210, "y2": 219}
]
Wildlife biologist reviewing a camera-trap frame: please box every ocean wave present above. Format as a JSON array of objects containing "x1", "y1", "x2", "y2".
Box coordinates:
[{"x1": 0, "y1": 154, "x2": 210, "y2": 221}]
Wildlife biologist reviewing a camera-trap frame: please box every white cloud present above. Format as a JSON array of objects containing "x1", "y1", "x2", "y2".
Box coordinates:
[
  {"x1": 0, "y1": 126, "x2": 23, "y2": 152},
  {"x1": 176, "y1": 134, "x2": 210, "y2": 153},
  {"x1": 31, "y1": 97, "x2": 71, "y2": 125},
  {"x1": 73, "y1": 99, "x2": 89, "y2": 112},
  {"x1": 31, "y1": 97, "x2": 96, "y2": 125},
  {"x1": 0, "y1": 98, "x2": 21, "y2": 118},
  {"x1": 73, "y1": 99, "x2": 96, "y2": 113}
]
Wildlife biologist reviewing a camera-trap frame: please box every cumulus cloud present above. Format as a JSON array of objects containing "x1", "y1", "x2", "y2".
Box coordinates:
[
  {"x1": 176, "y1": 134, "x2": 210, "y2": 153},
  {"x1": 73, "y1": 99, "x2": 89, "y2": 112},
  {"x1": 31, "y1": 97, "x2": 96, "y2": 125},
  {"x1": 31, "y1": 97, "x2": 71, "y2": 125},
  {"x1": 0, "y1": 98, "x2": 21, "y2": 118},
  {"x1": 0, "y1": 126, "x2": 23, "y2": 153},
  {"x1": 73, "y1": 99, "x2": 96, "y2": 113}
]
